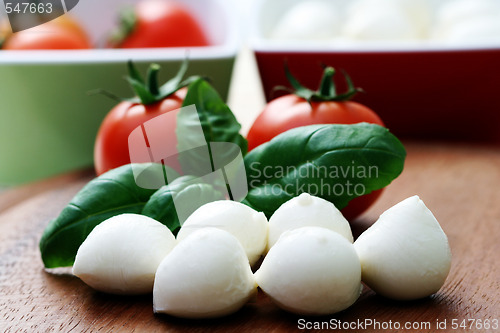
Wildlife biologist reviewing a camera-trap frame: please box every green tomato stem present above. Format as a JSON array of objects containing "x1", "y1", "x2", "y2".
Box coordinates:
[
  {"x1": 109, "y1": 6, "x2": 137, "y2": 48},
  {"x1": 284, "y1": 63, "x2": 361, "y2": 103},
  {"x1": 147, "y1": 64, "x2": 161, "y2": 96},
  {"x1": 319, "y1": 67, "x2": 336, "y2": 97},
  {"x1": 92, "y1": 59, "x2": 200, "y2": 106}
]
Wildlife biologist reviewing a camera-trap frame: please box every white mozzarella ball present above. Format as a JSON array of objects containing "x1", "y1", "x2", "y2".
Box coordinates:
[
  {"x1": 268, "y1": 193, "x2": 353, "y2": 250},
  {"x1": 255, "y1": 227, "x2": 362, "y2": 315},
  {"x1": 72, "y1": 214, "x2": 176, "y2": 295},
  {"x1": 176, "y1": 200, "x2": 268, "y2": 266},
  {"x1": 398, "y1": 0, "x2": 432, "y2": 36},
  {"x1": 354, "y1": 196, "x2": 452, "y2": 300},
  {"x1": 435, "y1": 0, "x2": 500, "y2": 32},
  {"x1": 270, "y1": 0, "x2": 342, "y2": 41},
  {"x1": 343, "y1": 0, "x2": 430, "y2": 40},
  {"x1": 153, "y1": 228, "x2": 256, "y2": 318},
  {"x1": 433, "y1": 0, "x2": 500, "y2": 43},
  {"x1": 436, "y1": 17, "x2": 500, "y2": 44}
]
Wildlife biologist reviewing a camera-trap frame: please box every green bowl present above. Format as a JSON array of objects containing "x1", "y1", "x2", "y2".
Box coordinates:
[{"x1": 0, "y1": 0, "x2": 238, "y2": 186}]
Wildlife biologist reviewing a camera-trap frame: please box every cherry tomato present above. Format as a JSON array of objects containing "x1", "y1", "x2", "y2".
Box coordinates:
[
  {"x1": 2, "y1": 15, "x2": 91, "y2": 50},
  {"x1": 110, "y1": 0, "x2": 209, "y2": 48},
  {"x1": 94, "y1": 61, "x2": 194, "y2": 176},
  {"x1": 247, "y1": 95, "x2": 384, "y2": 150},
  {"x1": 94, "y1": 88, "x2": 186, "y2": 176},
  {"x1": 340, "y1": 189, "x2": 384, "y2": 221},
  {"x1": 0, "y1": 20, "x2": 11, "y2": 48},
  {"x1": 247, "y1": 66, "x2": 385, "y2": 220},
  {"x1": 51, "y1": 15, "x2": 91, "y2": 44}
]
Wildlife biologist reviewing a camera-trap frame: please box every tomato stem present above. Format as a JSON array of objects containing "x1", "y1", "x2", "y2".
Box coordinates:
[
  {"x1": 319, "y1": 67, "x2": 336, "y2": 97},
  {"x1": 126, "y1": 60, "x2": 198, "y2": 105},
  {"x1": 87, "y1": 89, "x2": 122, "y2": 102},
  {"x1": 109, "y1": 6, "x2": 137, "y2": 48},
  {"x1": 284, "y1": 63, "x2": 361, "y2": 103},
  {"x1": 147, "y1": 64, "x2": 161, "y2": 96},
  {"x1": 92, "y1": 59, "x2": 201, "y2": 106}
]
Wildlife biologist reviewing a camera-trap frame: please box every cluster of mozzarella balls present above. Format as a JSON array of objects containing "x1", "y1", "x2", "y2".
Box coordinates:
[
  {"x1": 72, "y1": 194, "x2": 452, "y2": 318},
  {"x1": 269, "y1": 0, "x2": 500, "y2": 45}
]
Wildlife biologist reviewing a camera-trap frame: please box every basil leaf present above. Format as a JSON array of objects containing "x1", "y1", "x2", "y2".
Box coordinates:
[
  {"x1": 178, "y1": 79, "x2": 248, "y2": 177},
  {"x1": 242, "y1": 123, "x2": 406, "y2": 218},
  {"x1": 181, "y1": 79, "x2": 247, "y2": 154},
  {"x1": 39, "y1": 163, "x2": 172, "y2": 268},
  {"x1": 142, "y1": 176, "x2": 225, "y2": 236}
]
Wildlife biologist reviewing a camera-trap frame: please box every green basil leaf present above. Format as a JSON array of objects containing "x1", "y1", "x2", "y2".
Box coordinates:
[
  {"x1": 242, "y1": 123, "x2": 406, "y2": 218},
  {"x1": 142, "y1": 175, "x2": 225, "y2": 236},
  {"x1": 39, "y1": 163, "x2": 173, "y2": 268},
  {"x1": 178, "y1": 79, "x2": 248, "y2": 176}
]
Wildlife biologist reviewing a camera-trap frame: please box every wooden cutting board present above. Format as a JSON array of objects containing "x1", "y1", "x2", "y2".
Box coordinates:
[{"x1": 1, "y1": 142, "x2": 499, "y2": 332}]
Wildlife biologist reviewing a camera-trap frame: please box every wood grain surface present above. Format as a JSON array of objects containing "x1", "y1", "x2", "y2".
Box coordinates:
[{"x1": 0, "y1": 142, "x2": 499, "y2": 332}]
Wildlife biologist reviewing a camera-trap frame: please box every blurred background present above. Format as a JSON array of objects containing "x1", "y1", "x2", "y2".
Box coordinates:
[{"x1": 1, "y1": 0, "x2": 499, "y2": 186}]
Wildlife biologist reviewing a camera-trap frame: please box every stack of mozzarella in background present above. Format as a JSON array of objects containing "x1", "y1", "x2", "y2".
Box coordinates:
[
  {"x1": 268, "y1": 0, "x2": 500, "y2": 46},
  {"x1": 72, "y1": 192, "x2": 452, "y2": 318}
]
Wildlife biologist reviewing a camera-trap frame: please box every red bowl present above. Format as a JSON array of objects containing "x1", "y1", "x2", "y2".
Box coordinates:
[
  {"x1": 255, "y1": 49, "x2": 500, "y2": 143},
  {"x1": 249, "y1": 0, "x2": 500, "y2": 143},
  {"x1": 254, "y1": 48, "x2": 500, "y2": 143}
]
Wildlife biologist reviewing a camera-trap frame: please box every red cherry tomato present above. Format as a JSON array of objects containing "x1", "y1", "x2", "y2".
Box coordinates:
[
  {"x1": 94, "y1": 61, "x2": 195, "y2": 176},
  {"x1": 111, "y1": 0, "x2": 209, "y2": 48},
  {"x1": 2, "y1": 16, "x2": 91, "y2": 50},
  {"x1": 247, "y1": 95, "x2": 384, "y2": 150},
  {"x1": 94, "y1": 88, "x2": 186, "y2": 176},
  {"x1": 0, "y1": 20, "x2": 12, "y2": 48},
  {"x1": 247, "y1": 66, "x2": 385, "y2": 220}
]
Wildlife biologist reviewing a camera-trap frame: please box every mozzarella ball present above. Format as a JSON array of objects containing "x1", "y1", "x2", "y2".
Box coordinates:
[
  {"x1": 433, "y1": 0, "x2": 500, "y2": 44},
  {"x1": 72, "y1": 214, "x2": 176, "y2": 295},
  {"x1": 268, "y1": 193, "x2": 353, "y2": 250},
  {"x1": 354, "y1": 196, "x2": 452, "y2": 300},
  {"x1": 176, "y1": 200, "x2": 268, "y2": 265},
  {"x1": 255, "y1": 227, "x2": 362, "y2": 316},
  {"x1": 343, "y1": 0, "x2": 430, "y2": 41},
  {"x1": 435, "y1": 17, "x2": 500, "y2": 44},
  {"x1": 153, "y1": 228, "x2": 256, "y2": 318},
  {"x1": 434, "y1": 0, "x2": 500, "y2": 32},
  {"x1": 397, "y1": 0, "x2": 432, "y2": 37},
  {"x1": 270, "y1": 0, "x2": 342, "y2": 41}
]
